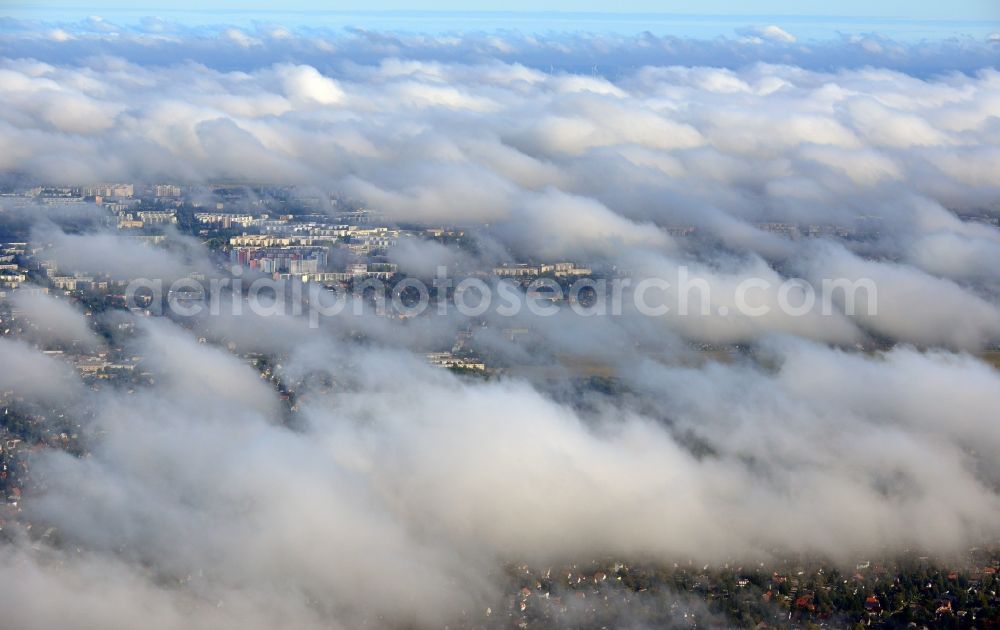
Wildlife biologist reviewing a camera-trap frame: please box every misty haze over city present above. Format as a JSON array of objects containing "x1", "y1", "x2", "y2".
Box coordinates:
[{"x1": 0, "y1": 1, "x2": 999, "y2": 628}]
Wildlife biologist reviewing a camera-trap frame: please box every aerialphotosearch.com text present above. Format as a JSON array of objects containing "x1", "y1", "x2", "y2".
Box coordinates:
[{"x1": 125, "y1": 265, "x2": 878, "y2": 328}]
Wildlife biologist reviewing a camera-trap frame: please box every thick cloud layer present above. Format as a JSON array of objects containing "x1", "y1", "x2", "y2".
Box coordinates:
[
  {"x1": 2, "y1": 41, "x2": 1000, "y2": 349},
  {"x1": 1, "y1": 19, "x2": 999, "y2": 630},
  {"x1": 3, "y1": 318, "x2": 1000, "y2": 629}
]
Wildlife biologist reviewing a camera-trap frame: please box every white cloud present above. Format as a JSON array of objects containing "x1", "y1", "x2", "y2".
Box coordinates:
[
  {"x1": 275, "y1": 63, "x2": 344, "y2": 105},
  {"x1": 736, "y1": 25, "x2": 797, "y2": 44},
  {"x1": 0, "y1": 24, "x2": 999, "y2": 628}
]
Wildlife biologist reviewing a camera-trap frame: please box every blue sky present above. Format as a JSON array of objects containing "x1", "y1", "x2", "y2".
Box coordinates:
[
  {"x1": 3, "y1": 1, "x2": 998, "y2": 18},
  {"x1": 3, "y1": 1, "x2": 999, "y2": 41}
]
